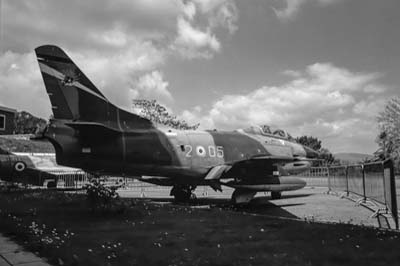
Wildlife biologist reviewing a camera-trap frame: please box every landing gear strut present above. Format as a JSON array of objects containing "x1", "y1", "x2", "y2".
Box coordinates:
[
  {"x1": 170, "y1": 185, "x2": 197, "y2": 202},
  {"x1": 271, "y1": 191, "x2": 282, "y2": 200},
  {"x1": 231, "y1": 189, "x2": 257, "y2": 204}
]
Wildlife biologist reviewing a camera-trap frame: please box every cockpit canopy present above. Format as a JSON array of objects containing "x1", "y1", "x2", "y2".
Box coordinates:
[{"x1": 242, "y1": 125, "x2": 294, "y2": 140}]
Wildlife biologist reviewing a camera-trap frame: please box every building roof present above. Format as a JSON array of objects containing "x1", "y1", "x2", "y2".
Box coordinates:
[{"x1": 0, "y1": 105, "x2": 17, "y2": 113}]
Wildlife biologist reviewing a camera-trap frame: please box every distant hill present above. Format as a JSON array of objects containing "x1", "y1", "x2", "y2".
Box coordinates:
[{"x1": 334, "y1": 153, "x2": 374, "y2": 165}]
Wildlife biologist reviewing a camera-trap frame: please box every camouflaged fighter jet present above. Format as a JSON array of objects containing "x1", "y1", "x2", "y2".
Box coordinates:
[
  {"x1": 0, "y1": 150, "x2": 80, "y2": 188},
  {"x1": 34, "y1": 45, "x2": 319, "y2": 204}
]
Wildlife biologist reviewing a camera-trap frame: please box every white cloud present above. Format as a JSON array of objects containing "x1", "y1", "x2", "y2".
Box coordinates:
[
  {"x1": 173, "y1": 17, "x2": 221, "y2": 59},
  {"x1": 0, "y1": 52, "x2": 51, "y2": 118},
  {"x1": 171, "y1": 0, "x2": 238, "y2": 58},
  {"x1": 273, "y1": 0, "x2": 307, "y2": 21},
  {"x1": 131, "y1": 71, "x2": 173, "y2": 105},
  {"x1": 2, "y1": 0, "x2": 238, "y2": 59},
  {"x1": 181, "y1": 63, "x2": 387, "y2": 153},
  {"x1": 273, "y1": 0, "x2": 343, "y2": 21},
  {"x1": 193, "y1": 0, "x2": 239, "y2": 34},
  {"x1": 181, "y1": 1, "x2": 197, "y2": 20},
  {"x1": 0, "y1": 0, "x2": 239, "y2": 117}
]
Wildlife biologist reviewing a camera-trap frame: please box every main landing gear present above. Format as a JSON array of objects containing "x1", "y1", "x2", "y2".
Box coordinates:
[
  {"x1": 231, "y1": 189, "x2": 257, "y2": 204},
  {"x1": 271, "y1": 191, "x2": 282, "y2": 200},
  {"x1": 170, "y1": 185, "x2": 197, "y2": 202}
]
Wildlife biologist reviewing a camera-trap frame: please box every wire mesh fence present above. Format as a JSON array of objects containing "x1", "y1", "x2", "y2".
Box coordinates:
[
  {"x1": 347, "y1": 165, "x2": 364, "y2": 197},
  {"x1": 301, "y1": 160, "x2": 398, "y2": 229},
  {"x1": 328, "y1": 166, "x2": 348, "y2": 192},
  {"x1": 363, "y1": 162, "x2": 385, "y2": 204},
  {"x1": 327, "y1": 160, "x2": 398, "y2": 229}
]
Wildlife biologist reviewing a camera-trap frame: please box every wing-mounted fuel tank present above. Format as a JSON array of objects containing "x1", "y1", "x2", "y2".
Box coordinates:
[{"x1": 222, "y1": 176, "x2": 306, "y2": 192}]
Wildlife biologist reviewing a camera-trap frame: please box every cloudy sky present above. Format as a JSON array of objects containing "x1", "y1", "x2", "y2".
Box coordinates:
[{"x1": 0, "y1": 0, "x2": 399, "y2": 154}]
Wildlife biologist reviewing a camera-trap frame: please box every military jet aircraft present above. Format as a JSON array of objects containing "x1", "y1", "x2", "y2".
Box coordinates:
[
  {"x1": 0, "y1": 149, "x2": 80, "y2": 188},
  {"x1": 34, "y1": 45, "x2": 319, "y2": 203}
]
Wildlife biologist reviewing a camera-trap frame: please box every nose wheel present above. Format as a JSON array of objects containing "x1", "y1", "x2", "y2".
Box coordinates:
[{"x1": 170, "y1": 185, "x2": 197, "y2": 202}]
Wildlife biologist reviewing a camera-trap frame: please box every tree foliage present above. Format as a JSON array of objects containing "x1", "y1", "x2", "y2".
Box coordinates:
[
  {"x1": 295, "y1": 136, "x2": 322, "y2": 151},
  {"x1": 376, "y1": 97, "x2": 400, "y2": 168},
  {"x1": 14, "y1": 111, "x2": 47, "y2": 134},
  {"x1": 318, "y1": 148, "x2": 336, "y2": 166},
  {"x1": 132, "y1": 99, "x2": 199, "y2": 130},
  {"x1": 296, "y1": 135, "x2": 337, "y2": 166}
]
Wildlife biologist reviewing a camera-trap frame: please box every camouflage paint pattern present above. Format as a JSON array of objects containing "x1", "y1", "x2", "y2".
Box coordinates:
[{"x1": 33, "y1": 45, "x2": 320, "y2": 192}]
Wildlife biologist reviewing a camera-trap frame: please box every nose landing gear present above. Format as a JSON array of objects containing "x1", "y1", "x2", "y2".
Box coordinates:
[
  {"x1": 271, "y1": 191, "x2": 282, "y2": 199},
  {"x1": 170, "y1": 185, "x2": 197, "y2": 202}
]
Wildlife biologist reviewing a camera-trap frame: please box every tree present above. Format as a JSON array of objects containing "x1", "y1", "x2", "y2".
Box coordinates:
[
  {"x1": 14, "y1": 111, "x2": 47, "y2": 134},
  {"x1": 295, "y1": 136, "x2": 322, "y2": 151},
  {"x1": 132, "y1": 99, "x2": 199, "y2": 130},
  {"x1": 376, "y1": 97, "x2": 400, "y2": 169},
  {"x1": 296, "y1": 135, "x2": 337, "y2": 166},
  {"x1": 318, "y1": 148, "x2": 337, "y2": 166}
]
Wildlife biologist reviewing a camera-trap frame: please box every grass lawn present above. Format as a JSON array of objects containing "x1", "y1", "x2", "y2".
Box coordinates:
[{"x1": 0, "y1": 190, "x2": 399, "y2": 266}]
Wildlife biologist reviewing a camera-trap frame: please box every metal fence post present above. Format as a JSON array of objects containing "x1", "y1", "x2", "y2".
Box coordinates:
[
  {"x1": 381, "y1": 161, "x2": 389, "y2": 213},
  {"x1": 327, "y1": 167, "x2": 331, "y2": 193},
  {"x1": 361, "y1": 164, "x2": 366, "y2": 202},
  {"x1": 345, "y1": 166, "x2": 349, "y2": 196},
  {"x1": 385, "y1": 159, "x2": 399, "y2": 230}
]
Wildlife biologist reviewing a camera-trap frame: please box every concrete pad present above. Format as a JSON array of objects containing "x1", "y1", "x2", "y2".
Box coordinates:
[
  {"x1": 120, "y1": 186, "x2": 388, "y2": 228},
  {"x1": 266, "y1": 187, "x2": 378, "y2": 226},
  {"x1": 0, "y1": 238, "x2": 21, "y2": 254},
  {"x1": 0, "y1": 256, "x2": 11, "y2": 266},
  {"x1": 2, "y1": 251, "x2": 45, "y2": 265},
  {"x1": 16, "y1": 261, "x2": 51, "y2": 266},
  {"x1": 2, "y1": 252, "x2": 45, "y2": 265}
]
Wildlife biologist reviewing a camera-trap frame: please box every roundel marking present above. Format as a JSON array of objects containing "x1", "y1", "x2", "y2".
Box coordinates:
[
  {"x1": 196, "y1": 146, "x2": 206, "y2": 157},
  {"x1": 14, "y1": 161, "x2": 26, "y2": 172}
]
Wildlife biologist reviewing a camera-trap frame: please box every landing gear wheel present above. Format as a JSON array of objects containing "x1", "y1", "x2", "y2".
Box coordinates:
[
  {"x1": 170, "y1": 185, "x2": 196, "y2": 203},
  {"x1": 271, "y1": 191, "x2": 282, "y2": 200},
  {"x1": 231, "y1": 189, "x2": 257, "y2": 205}
]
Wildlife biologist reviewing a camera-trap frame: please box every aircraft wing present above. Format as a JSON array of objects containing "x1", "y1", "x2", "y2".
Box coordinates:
[{"x1": 205, "y1": 155, "x2": 295, "y2": 180}]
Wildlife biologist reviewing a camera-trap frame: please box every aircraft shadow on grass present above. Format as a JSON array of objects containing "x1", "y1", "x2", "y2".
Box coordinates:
[{"x1": 138, "y1": 194, "x2": 310, "y2": 220}]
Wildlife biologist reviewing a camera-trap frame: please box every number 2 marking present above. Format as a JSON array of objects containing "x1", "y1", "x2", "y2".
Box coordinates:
[{"x1": 185, "y1": 145, "x2": 192, "y2": 157}]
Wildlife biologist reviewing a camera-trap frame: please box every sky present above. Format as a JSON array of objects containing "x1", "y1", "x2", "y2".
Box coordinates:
[{"x1": 0, "y1": 0, "x2": 399, "y2": 154}]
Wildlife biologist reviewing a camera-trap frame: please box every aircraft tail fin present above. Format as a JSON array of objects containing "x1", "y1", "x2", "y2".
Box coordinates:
[{"x1": 35, "y1": 45, "x2": 153, "y2": 130}]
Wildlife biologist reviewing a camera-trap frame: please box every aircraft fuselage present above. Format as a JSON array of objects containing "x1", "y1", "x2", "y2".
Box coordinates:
[{"x1": 45, "y1": 120, "x2": 314, "y2": 185}]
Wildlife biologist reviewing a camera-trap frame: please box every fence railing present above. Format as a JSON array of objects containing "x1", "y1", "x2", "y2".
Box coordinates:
[{"x1": 327, "y1": 160, "x2": 398, "y2": 229}]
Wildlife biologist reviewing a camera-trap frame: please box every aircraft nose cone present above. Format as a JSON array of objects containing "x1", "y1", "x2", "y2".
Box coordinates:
[{"x1": 303, "y1": 146, "x2": 319, "y2": 158}]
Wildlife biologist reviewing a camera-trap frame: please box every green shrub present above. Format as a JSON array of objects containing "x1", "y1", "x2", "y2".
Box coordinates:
[{"x1": 84, "y1": 179, "x2": 121, "y2": 212}]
